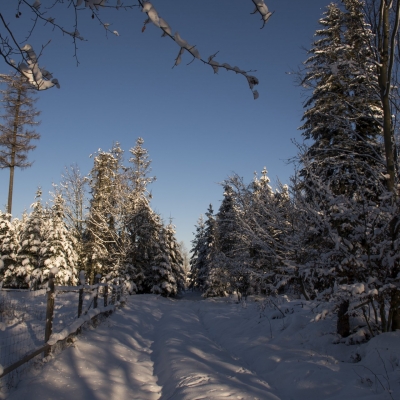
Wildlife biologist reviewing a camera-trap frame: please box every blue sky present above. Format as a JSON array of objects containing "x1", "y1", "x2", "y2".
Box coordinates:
[{"x1": 0, "y1": 0, "x2": 329, "y2": 249}]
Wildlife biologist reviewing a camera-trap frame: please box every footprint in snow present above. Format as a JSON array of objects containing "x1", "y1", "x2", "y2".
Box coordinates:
[{"x1": 178, "y1": 374, "x2": 210, "y2": 387}]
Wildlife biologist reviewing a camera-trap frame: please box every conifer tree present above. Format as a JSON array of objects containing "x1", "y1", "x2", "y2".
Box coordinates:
[
  {"x1": 165, "y1": 221, "x2": 186, "y2": 294},
  {"x1": 196, "y1": 205, "x2": 216, "y2": 291},
  {"x1": 216, "y1": 184, "x2": 238, "y2": 257},
  {"x1": 202, "y1": 204, "x2": 229, "y2": 297},
  {"x1": 0, "y1": 73, "x2": 40, "y2": 216},
  {"x1": 297, "y1": 0, "x2": 400, "y2": 332},
  {"x1": 299, "y1": 0, "x2": 385, "y2": 198},
  {"x1": 178, "y1": 240, "x2": 190, "y2": 275},
  {"x1": 128, "y1": 137, "x2": 156, "y2": 199},
  {"x1": 150, "y1": 226, "x2": 177, "y2": 297},
  {"x1": 125, "y1": 197, "x2": 160, "y2": 292},
  {"x1": 216, "y1": 183, "x2": 251, "y2": 297},
  {"x1": 0, "y1": 211, "x2": 20, "y2": 285},
  {"x1": 5, "y1": 189, "x2": 43, "y2": 288},
  {"x1": 85, "y1": 144, "x2": 124, "y2": 282},
  {"x1": 121, "y1": 137, "x2": 158, "y2": 288},
  {"x1": 39, "y1": 194, "x2": 78, "y2": 286},
  {"x1": 189, "y1": 215, "x2": 207, "y2": 290}
]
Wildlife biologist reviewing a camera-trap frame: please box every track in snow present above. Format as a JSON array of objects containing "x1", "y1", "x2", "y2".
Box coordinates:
[{"x1": 5, "y1": 294, "x2": 279, "y2": 400}]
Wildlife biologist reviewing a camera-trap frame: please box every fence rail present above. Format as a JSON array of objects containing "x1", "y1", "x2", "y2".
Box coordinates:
[{"x1": 0, "y1": 272, "x2": 125, "y2": 390}]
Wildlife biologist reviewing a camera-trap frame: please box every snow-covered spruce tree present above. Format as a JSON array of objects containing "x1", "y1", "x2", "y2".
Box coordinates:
[
  {"x1": 217, "y1": 184, "x2": 238, "y2": 257},
  {"x1": 122, "y1": 138, "x2": 158, "y2": 292},
  {"x1": 301, "y1": 0, "x2": 400, "y2": 330},
  {"x1": 203, "y1": 204, "x2": 229, "y2": 297},
  {"x1": 4, "y1": 189, "x2": 44, "y2": 288},
  {"x1": 39, "y1": 194, "x2": 78, "y2": 286},
  {"x1": 216, "y1": 183, "x2": 250, "y2": 298},
  {"x1": 150, "y1": 225, "x2": 177, "y2": 297},
  {"x1": 297, "y1": 1, "x2": 399, "y2": 335},
  {"x1": 165, "y1": 221, "x2": 186, "y2": 294},
  {"x1": 125, "y1": 196, "x2": 160, "y2": 293},
  {"x1": 85, "y1": 144, "x2": 124, "y2": 282},
  {"x1": 0, "y1": 211, "x2": 20, "y2": 286},
  {"x1": 247, "y1": 168, "x2": 277, "y2": 279},
  {"x1": 299, "y1": 0, "x2": 384, "y2": 200},
  {"x1": 189, "y1": 215, "x2": 207, "y2": 290},
  {"x1": 195, "y1": 205, "x2": 216, "y2": 292},
  {"x1": 293, "y1": 154, "x2": 400, "y2": 336},
  {"x1": 0, "y1": 73, "x2": 40, "y2": 216},
  {"x1": 127, "y1": 137, "x2": 156, "y2": 199},
  {"x1": 178, "y1": 240, "x2": 190, "y2": 276},
  {"x1": 203, "y1": 235, "x2": 229, "y2": 298}
]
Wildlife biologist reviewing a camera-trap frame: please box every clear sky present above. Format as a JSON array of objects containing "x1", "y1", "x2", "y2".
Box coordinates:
[{"x1": 0, "y1": 0, "x2": 329, "y2": 249}]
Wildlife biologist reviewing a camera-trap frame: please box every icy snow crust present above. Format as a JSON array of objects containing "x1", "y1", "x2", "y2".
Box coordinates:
[{"x1": 5, "y1": 293, "x2": 400, "y2": 399}]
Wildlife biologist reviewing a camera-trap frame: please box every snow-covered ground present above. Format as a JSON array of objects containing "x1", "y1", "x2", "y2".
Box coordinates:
[
  {"x1": 0, "y1": 288, "x2": 106, "y2": 373},
  {"x1": 3, "y1": 292, "x2": 400, "y2": 399}
]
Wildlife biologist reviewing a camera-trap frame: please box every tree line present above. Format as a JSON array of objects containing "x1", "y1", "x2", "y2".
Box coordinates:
[
  {"x1": 0, "y1": 139, "x2": 186, "y2": 297},
  {"x1": 189, "y1": 0, "x2": 400, "y2": 338}
]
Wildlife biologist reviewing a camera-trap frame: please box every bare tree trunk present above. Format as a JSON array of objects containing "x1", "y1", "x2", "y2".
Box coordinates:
[
  {"x1": 7, "y1": 165, "x2": 14, "y2": 216},
  {"x1": 6, "y1": 89, "x2": 21, "y2": 218},
  {"x1": 375, "y1": 0, "x2": 400, "y2": 328},
  {"x1": 378, "y1": 2, "x2": 397, "y2": 193}
]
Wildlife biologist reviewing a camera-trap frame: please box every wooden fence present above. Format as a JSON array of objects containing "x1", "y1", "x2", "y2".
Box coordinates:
[{"x1": 0, "y1": 271, "x2": 124, "y2": 380}]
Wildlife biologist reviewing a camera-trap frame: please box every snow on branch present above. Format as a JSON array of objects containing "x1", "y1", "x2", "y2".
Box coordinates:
[
  {"x1": 139, "y1": 1, "x2": 260, "y2": 99},
  {"x1": 250, "y1": 0, "x2": 274, "y2": 29},
  {"x1": 9, "y1": 0, "x2": 132, "y2": 68},
  {"x1": 1, "y1": 1, "x2": 264, "y2": 97},
  {"x1": 19, "y1": 44, "x2": 60, "y2": 90}
]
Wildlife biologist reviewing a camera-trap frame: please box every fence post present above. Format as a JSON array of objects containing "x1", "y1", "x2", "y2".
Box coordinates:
[
  {"x1": 78, "y1": 271, "x2": 85, "y2": 319},
  {"x1": 44, "y1": 271, "x2": 55, "y2": 357},
  {"x1": 94, "y1": 274, "x2": 101, "y2": 309},
  {"x1": 112, "y1": 279, "x2": 117, "y2": 304},
  {"x1": 76, "y1": 271, "x2": 85, "y2": 335},
  {"x1": 104, "y1": 283, "x2": 108, "y2": 307},
  {"x1": 117, "y1": 278, "x2": 121, "y2": 302}
]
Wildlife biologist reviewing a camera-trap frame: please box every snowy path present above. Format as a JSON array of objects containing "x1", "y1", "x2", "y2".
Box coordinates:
[
  {"x1": 6, "y1": 294, "x2": 279, "y2": 400},
  {"x1": 149, "y1": 296, "x2": 278, "y2": 399},
  {"x1": 5, "y1": 293, "x2": 400, "y2": 400}
]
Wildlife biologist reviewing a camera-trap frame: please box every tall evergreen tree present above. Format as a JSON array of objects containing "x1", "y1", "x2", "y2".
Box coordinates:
[
  {"x1": 0, "y1": 211, "x2": 20, "y2": 285},
  {"x1": 150, "y1": 226, "x2": 177, "y2": 297},
  {"x1": 197, "y1": 205, "x2": 216, "y2": 291},
  {"x1": 122, "y1": 137, "x2": 158, "y2": 290},
  {"x1": 125, "y1": 197, "x2": 160, "y2": 292},
  {"x1": 216, "y1": 184, "x2": 238, "y2": 257},
  {"x1": 202, "y1": 204, "x2": 229, "y2": 297},
  {"x1": 165, "y1": 221, "x2": 186, "y2": 294},
  {"x1": 5, "y1": 189, "x2": 43, "y2": 288},
  {"x1": 299, "y1": 0, "x2": 385, "y2": 198},
  {"x1": 0, "y1": 73, "x2": 40, "y2": 216},
  {"x1": 189, "y1": 215, "x2": 207, "y2": 289},
  {"x1": 39, "y1": 194, "x2": 78, "y2": 286},
  {"x1": 85, "y1": 144, "x2": 124, "y2": 282},
  {"x1": 127, "y1": 137, "x2": 156, "y2": 199},
  {"x1": 297, "y1": 1, "x2": 400, "y2": 333}
]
